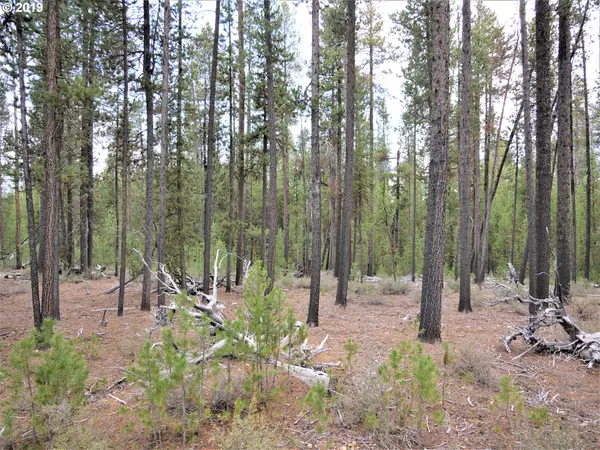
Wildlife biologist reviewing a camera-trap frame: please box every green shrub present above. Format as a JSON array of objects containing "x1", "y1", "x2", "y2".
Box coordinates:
[
  {"x1": 528, "y1": 406, "x2": 549, "y2": 427},
  {"x1": 303, "y1": 382, "x2": 329, "y2": 433},
  {"x1": 1, "y1": 326, "x2": 89, "y2": 446},
  {"x1": 492, "y1": 375, "x2": 524, "y2": 429},
  {"x1": 36, "y1": 331, "x2": 89, "y2": 409},
  {"x1": 335, "y1": 340, "x2": 439, "y2": 447}
]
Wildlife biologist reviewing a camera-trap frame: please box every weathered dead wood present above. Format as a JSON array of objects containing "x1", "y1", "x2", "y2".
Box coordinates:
[
  {"x1": 489, "y1": 293, "x2": 600, "y2": 368},
  {"x1": 100, "y1": 269, "x2": 142, "y2": 294},
  {"x1": 135, "y1": 250, "x2": 331, "y2": 387}
]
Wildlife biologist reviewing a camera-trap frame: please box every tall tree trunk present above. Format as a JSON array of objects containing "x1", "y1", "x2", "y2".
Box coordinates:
[
  {"x1": 203, "y1": 0, "x2": 221, "y2": 294},
  {"x1": 42, "y1": 0, "x2": 60, "y2": 320},
  {"x1": 471, "y1": 74, "x2": 481, "y2": 275},
  {"x1": 114, "y1": 103, "x2": 119, "y2": 278},
  {"x1": 556, "y1": 0, "x2": 572, "y2": 297},
  {"x1": 14, "y1": 173, "x2": 22, "y2": 269},
  {"x1": 283, "y1": 130, "x2": 290, "y2": 267},
  {"x1": 458, "y1": 0, "x2": 472, "y2": 312},
  {"x1": 411, "y1": 128, "x2": 416, "y2": 282},
  {"x1": 157, "y1": 0, "x2": 170, "y2": 305},
  {"x1": 307, "y1": 0, "x2": 320, "y2": 326},
  {"x1": 17, "y1": 12, "x2": 41, "y2": 327},
  {"x1": 86, "y1": 28, "x2": 94, "y2": 272},
  {"x1": 65, "y1": 124, "x2": 73, "y2": 269},
  {"x1": 141, "y1": 0, "x2": 155, "y2": 311},
  {"x1": 582, "y1": 33, "x2": 591, "y2": 280},
  {"x1": 510, "y1": 140, "x2": 519, "y2": 265},
  {"x1": 367, "y1": 24, "x2": 375, "y2": 277},
  {"x1": 418, "y1": 0, "x2": 449, "y2": 343},
  {"x1": 0, "y1": 175, "x2": 3, "y2": 259},
  {"x1": 118, "y1": 0, "x2": 129, "y2": 317},
  {"x1": 176, "y1": 0, "x2": 186, "y2": 289},
  {"x1": 301, "y1": 129, "x2": 310, "y2": 274},
  {"x1": 334, "y1": 78, "x2": 342, "y2": 278},
  {"x1": 235, "y1": 0, "x2": 246, "y2": 286},
  {"x1": 519, "y1": 0, "x2": 536, "y2": 301},
  {"x1": 12, "y1": 96, "x2": 22, "y2": 270},
  {"x1": 534, "y1": 0, "x2": 552, "y2": 301},
  {"x1": 260, "y1": 106, "x2": 267, "y2": 264},
  {"x1": 570, "y1": 102, "x2": 576, "y2": 283},
  {"x1": 13, "y1": 96, "x2": 22, "y2": 270},
  {"x1": 265, "y1": 0, "x2": 277, "y2": 291},
  {"x1": 226, "y1": 1, "x2": 234, "y2": 292},
  {"x1": 335, "y1": 0, "x2": 356, "y2": 307},
  {"x1": 79, "y1": 7, "x2": 95, "y2": 274}
]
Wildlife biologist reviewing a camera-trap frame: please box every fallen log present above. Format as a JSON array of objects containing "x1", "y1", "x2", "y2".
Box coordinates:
[
  {"x1": 488, "y1": 293, "x2": 600, "y2": 368},
  {"x1": 100, "y1": 269, "x2": 143, "y2": 294}
]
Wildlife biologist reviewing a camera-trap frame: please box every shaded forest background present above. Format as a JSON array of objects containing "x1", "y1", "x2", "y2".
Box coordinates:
[{"x1": 0, "y1": 0, "x2": 599, "y2": 325}]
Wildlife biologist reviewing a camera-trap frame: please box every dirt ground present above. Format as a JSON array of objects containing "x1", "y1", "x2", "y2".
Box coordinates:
[{"x1": 0, "y1": 273, "x2": 599, "y2": 449}]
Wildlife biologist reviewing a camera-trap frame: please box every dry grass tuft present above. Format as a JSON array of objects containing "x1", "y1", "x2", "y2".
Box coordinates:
[
  {"x1": 215, "y1": 413, "x2": 281, "y2": 450},
  {"x1": 334, "y1": 369, "x2": 421, "y2": 449},
  {"x1": 210, "y1": 377, "x2": 246, "y2": 415},
  {"x1": 378, "y1": 279, "x2": 410, "y2": 296},
  {"x1": 452, "y1": 346, "x2": 498, "y2": 389}
]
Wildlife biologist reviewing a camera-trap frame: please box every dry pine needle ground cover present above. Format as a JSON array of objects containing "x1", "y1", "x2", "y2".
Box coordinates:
[{"x1": 0, "y1": 273, "x2": 598, "y2": 449}]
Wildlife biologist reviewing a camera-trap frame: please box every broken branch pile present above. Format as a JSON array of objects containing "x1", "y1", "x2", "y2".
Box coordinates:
[
  {"x1": 488, "y1": 293, "x2": 600, "y2": 368},
  {"x1": 140, "y1": 250, "x2": 333, "y2": 388}
]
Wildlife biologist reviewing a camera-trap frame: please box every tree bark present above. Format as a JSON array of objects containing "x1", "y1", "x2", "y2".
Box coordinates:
[
  {"x1": 519, "y1": 0, "x2": 536, "y2": 304},
  {"x1": 80, "y1": 6, "x2": 95, "y2": 275},
  {"x1": 226, "y1": 0, "x2": 234, "y2": 293},
  {"x1": 411, "y1": 127, "x2": 416, "y2": 282},
  {"x1": 42, "y1": 0, "x2": 60, "y2": 320},
  {"x1": 334, "y1": 78, "x2": 342, "y2": 278},
  {"x1": 582, "y1": 32, "x2": 591, "y2": 280},
  {"x1": 157, "y1": 0, "x2": 171, "y2": 306},
  {"x1": 265, "y1": 0, "x2": 278, "y2": 292},
  {"x1": 283, "y1": 130, "x2": 290, "y2": 267},
  {"x1": 118, "y1": 0, "x2": 129, "y2": 317},
  {"x1": 307, "y1": 0, "x2": 320, "y2": 326},
  {"x1": 335, "y1": 0, "x2": 356, "y2": 307},
  {"x1": 16, "y1": 12, "x2": 41, "y2": 327},
  {"x1": 260, "y1": 106, "x2": 267, "y2": 264},
  {"x1": 203, "y1": 0, "x2": 221, "y2": 294},
  {"x1": 419, "y1": 0, "x2": 449, "y2": 343},
  {"x1": 534, "y1": 0, "x2": 552, "y2": 301},
  {"x1": 458, "y1": 0, "x2": 472, "y2": 312},
  {"x1": 235, "y1": 0, "x2": 246, "y2": 286},
  {"x1": 367, "y1": 15, "x2": 375, "y2": 277},
  {"x1": 13, "y1": 98, "x2": 22, "y2": 271},
  {"x1": 176, "y1": 0, "x2": 186, "y2": 290},
  {"x1": 556, "y1": 0, "x2": 572, "y2": 298},
  {"x1": 570, "y1": 102, "x2": 576, "y2": 283},
  {"x1": 141, "y1": 0, "x2": 155, "y2": 311},
  {"x1": 510, "y1": 139, "x2": 519, "y2": 265}
]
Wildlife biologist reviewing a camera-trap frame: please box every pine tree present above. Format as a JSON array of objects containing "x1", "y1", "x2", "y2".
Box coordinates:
[
  {"x1": 203, "y1": 0, "x2": 221, "y2": 294},
  {"x1": 335, "y1": 0, "x2": 356, "y2": 307},
  {"x1": 141, "y1": 0, "x2": 155, "y2": 312},
  {"x1": 458, "y1": 0, "x2": 472, "y2": 313},
  {"x1": 534, "y1": 0, "x2": 552, "y2": 300},
  {"x1": 307, "y1": 0, "x2": 320, "y2": 326},
  {"x1": 556, "y1": 0, "x2": 572, "y2": 297},
  {"x1": 41, "y1": 0, "x2": 61, "y2": 320},
  {"x1": 418, "y1": 0, "x2": 450, "y2": 343}
]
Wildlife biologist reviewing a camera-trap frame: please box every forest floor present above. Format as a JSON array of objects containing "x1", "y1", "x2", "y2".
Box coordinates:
[{"x1": 0, "y1": 272, "x2": 599, "y2": 449}]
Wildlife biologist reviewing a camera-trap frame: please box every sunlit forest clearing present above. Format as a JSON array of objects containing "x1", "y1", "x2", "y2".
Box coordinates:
[{"x1": 0, "y1": 0, "x2": 599, "y2": 448}]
